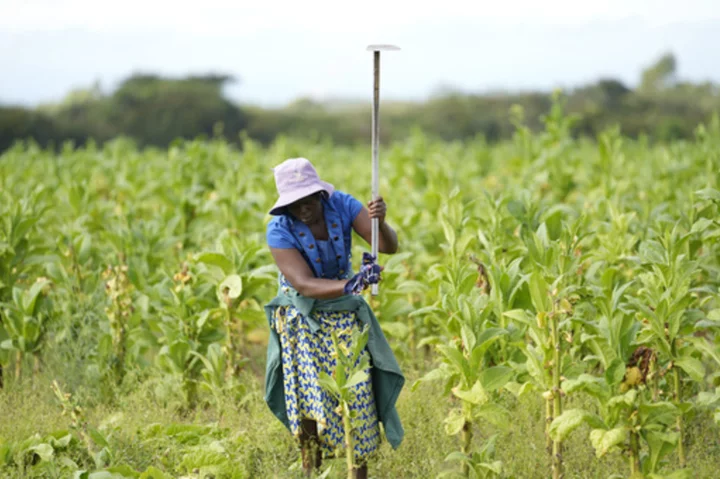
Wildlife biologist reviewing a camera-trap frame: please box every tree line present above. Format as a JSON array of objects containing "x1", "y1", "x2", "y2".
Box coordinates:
[{"x1": 1, "y1": 52, "x2": 719, "y2": 153}]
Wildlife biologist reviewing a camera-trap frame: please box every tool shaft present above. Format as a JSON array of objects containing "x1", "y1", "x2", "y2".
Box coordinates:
[{"x1": 371, "y1": 50, "x2": 380, "y2": 295}]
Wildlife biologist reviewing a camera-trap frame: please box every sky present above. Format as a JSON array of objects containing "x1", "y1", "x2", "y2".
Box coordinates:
[{"x1": 2, "y1": 0, "x2": 720, "y2": 107}]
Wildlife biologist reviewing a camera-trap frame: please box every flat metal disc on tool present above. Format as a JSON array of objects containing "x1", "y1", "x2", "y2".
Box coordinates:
[{"x1": 366, "y1": 44, "x2": 401, "y2": 51}]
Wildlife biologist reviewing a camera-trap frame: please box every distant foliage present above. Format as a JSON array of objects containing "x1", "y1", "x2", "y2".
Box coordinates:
[{"x1": 2, "y1": 52, "x2": 720, "y2": 152}]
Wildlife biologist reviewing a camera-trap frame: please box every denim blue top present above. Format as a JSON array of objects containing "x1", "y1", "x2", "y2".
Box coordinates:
[{"x1": 266, "y1": 190, "x2": 363, "y2": 280}]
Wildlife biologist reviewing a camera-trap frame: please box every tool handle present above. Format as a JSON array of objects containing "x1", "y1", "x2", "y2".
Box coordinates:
[{"x1": 371, "y1": 50, "x2": 380, "y2": 296}]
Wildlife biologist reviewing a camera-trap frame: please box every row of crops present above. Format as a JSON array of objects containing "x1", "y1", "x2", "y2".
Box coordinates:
[{"x1": 1, "y1": 102, "x2": 719, "y2": 478}]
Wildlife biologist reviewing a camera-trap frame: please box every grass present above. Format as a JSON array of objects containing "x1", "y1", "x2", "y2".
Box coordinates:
[{"x1": 1, "y1": 358, "x2": 718, "y2": 479}]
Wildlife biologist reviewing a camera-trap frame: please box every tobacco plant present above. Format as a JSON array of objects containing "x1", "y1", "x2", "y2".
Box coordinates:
[
  {"x1": 414, "y1": 199, "x2": 511, "y2": 478},
  {"x1": 193, "y1": 230, "x2": 276, "y2": 378},
  {"x1": 318, "y1": 325, "x2": 372, "y2": 479},
  {"x1": 149, "y1": 262, "x2": 225, "y2": 411},
  {"x1": 0, "y1": 278, "x2": 54, "y2": 383},
  {"x1": 630, "y1": 221, "x2": 708, "y2": 467}
]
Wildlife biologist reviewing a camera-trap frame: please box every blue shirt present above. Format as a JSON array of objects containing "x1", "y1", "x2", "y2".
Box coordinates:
[{"x1": 266, "y1": 190, "x2": 363, "y2": 280}]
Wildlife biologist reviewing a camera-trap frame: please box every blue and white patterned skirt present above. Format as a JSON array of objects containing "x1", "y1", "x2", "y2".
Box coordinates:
[{"x1": 269, "y1": 279, "x2": 381, "y2": 461}]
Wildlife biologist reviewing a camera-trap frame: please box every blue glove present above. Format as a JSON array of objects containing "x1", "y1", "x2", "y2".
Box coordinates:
[{"x1": 343, "y1": 253, "x2": 382, "y2": 296}]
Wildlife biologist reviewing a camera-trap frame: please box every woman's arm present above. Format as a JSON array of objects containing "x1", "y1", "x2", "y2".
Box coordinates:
[
  {"x1": 270, "y1": 247, "x2": 349, "y2": 299},
  {"x1": 352, "y1": 196, "x2": 398, "y2": 254}
]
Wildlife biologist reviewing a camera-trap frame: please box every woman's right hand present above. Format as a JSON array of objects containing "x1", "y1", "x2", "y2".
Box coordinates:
[{"x1": 343, "y1": 253, "x2": 382, "y2": 295}]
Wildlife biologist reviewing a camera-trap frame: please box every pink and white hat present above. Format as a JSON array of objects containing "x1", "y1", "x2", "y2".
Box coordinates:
[{"x1": 269, "y1": 158, "x2": 335, "y2": 216}]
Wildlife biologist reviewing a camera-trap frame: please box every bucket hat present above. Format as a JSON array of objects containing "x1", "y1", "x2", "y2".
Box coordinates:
[{"x1": 269, "y1": 158, "x2": 335, "y2": 216}]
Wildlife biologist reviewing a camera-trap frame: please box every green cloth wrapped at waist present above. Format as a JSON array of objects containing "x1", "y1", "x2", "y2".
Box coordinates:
[{"x1": 263, "y1": 288, "x2": 405, "y2": 449}]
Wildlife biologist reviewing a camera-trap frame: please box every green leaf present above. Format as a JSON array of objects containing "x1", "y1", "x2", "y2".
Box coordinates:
[
  {"x1": 317, "y1": 372, "x2": 341, "y2": 399},
  {"x1": 687, "y1": 337, "x2": 720, "y2": 366},
  {"x1": 478, "y1": 461, "x2": 503, "y2": 475},
  {"x1": 549, "y1": 409, "x2": 604, "y2": 442},
  {"x1": 381, "y1": 321, "x2": 410, "y2": 339},
  {"x1": 89, "y1": 427, "x2": 109, "y2": 448},
  {"x1": 691, "y1": 218, "x2": 715, "y2": 234},
  {"x1": 452, "y1": 380, "x2": 488, "y2": 406},
  {"x1": 562, "y1": 374, "x2": 611, "y2": 400},
  {"x1": 444, "y1": 409, "x2": 466, "y2": 436},
  {"x1": 479, "y1": 366, "x2": 513, "y2": 391},
  {"x1": 25, "y1": 254, "x2": 61, "y2": 266},
  {"x1": 195, "y1": 252, "x2": 233, "y2": 274},
  {"x1": 80, "y1": 471, "x2": 119, "y2": 479},
  {"x1": 507, "y1": 200, "x2": 526, "y2": 222},
  {"x1": 139, "y1": 466, "x2": 173, "y2": 479},
  {"x1": 49, "y1": 432, "x2": 73, "y2": 449},
  {"x1": 645, "y1": 430, "x2": 679, "y2": 473},
  {"x1": 475, "y1": 403, "x2": 510, "y2": 431},
  {"x1": 461, "y1": 324, "x2": 476, "y2": 352},
  {"x1": 444, "y1": 451, "x2": 471, "y2": 465},
  {"x1": 437, "y1": 344, "x2": 469, "y2": 378},
  {"x1": 104, "y1": 464, "x2": 140, "y2": 477},
  {"x1": 475, "y1": 328, "x2": 507, "y2": 349},
  {"x1": 648, "y1": 470, "x2": 692, "y2": 479},
  {"x1": 503, "y1": 381, "x2": 535, "y2": 398},
  {"x1": 440, "y1": 215, "x2": 456, "y2": 248},
  {"x1": 589, "y1": 427, "x2": 627, "y2": 458},
  {"x1": 639, "y1": 402, "x2": 679, "y2": 427},
  {"x1": 674, "y1": 356, "x2": 705, "y2": 382},
  {"x1": 28, "y1": 443, "x2": 54, "y2": 462},
  {"x1": 218, "y1": 274, "x2": 243, "y2": 303},
  {"x1": 58, "y1": 456, "x2": 79, "y2": 469},
  {"x1": 695, "y1": 187, "x2": 720, "y2": 202},
  {"x1": 525, "y1": 350, "x2": 546, "y2": 387},
  {"x1": 502, "y1": 309, "x2": 531, "y2": 325},
  {"x1": 25, "y1": 278, "x2": 50, "y2": 315},
  {"x1": 605, "y1": 358, "x2": 626, "y2": 387},
  {"x1": 696, "y1": 388, "x2": 720, "y2": 408},
  {"x1": 411, "y1": 367, "x2": 450, "y2": 391},
  {"x1": 78, "y1": 234, "x2": 92, "y2": 264},
  {"x1": 528, "y1": 271, "x2": 550, "y2": 313},
  {"x1": 345, "y1": 371, "x2": 369, "y2": 390},
  {"x1": 639, "y1": 240, "x2": 666, "y2": 265},
  {"x1": 608, "y1": 389, "x2": 638, "y2": 409}
]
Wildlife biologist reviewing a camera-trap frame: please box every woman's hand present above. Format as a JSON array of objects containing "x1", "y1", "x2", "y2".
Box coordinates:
[
  {"x1": 367, "y1": 196, "x2": 387, "y2": 225},
  {"x1": 343, "y1": 253, "x2": 383, "y2": 295},
  {"x1": 353, "y1": 195, "x2": 399, "y2": 254}
]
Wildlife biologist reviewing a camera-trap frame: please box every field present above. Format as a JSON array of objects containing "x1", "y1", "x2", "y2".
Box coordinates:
[{"x1": 1, "y1": 103, "x2": 720, "y2": 479}]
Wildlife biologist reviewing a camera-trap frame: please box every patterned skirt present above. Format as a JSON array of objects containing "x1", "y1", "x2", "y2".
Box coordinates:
[{"x1": 269, "y1": 285, "x2": 381, "y2": 461}]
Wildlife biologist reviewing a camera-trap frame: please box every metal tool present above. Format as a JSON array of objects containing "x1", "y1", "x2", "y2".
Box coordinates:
[{"x1": 366, "y1": 44, "x2": 399, "y2": 295}]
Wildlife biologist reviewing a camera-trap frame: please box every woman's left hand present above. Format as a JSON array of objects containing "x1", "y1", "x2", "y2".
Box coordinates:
[{"x1": 367, "y1": 196, "x2": 387, "y2": 225}]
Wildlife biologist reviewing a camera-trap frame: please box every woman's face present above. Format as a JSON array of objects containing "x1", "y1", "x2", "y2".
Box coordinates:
[{"x1": 288, "y1": 192, "x2": 323, "y2": 225}]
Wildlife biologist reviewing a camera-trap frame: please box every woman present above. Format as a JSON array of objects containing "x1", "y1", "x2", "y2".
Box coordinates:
[{"x1": 263, "y1": 157, "x2": 405, "y2": 478}]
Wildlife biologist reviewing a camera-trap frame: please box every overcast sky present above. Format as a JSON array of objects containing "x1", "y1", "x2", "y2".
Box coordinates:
[{"x1": 2, "y1": 0, "x2": 720, "y2": 107}]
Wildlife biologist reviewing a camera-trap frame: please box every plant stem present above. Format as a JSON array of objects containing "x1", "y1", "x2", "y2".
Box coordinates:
[
  {"x1": 545, "y1": 397, "x2": 553, "y2": 455},
  {"x1": 184, "y1": 359, "x2": 198, "y2": 411},
  {"x1": 237, "y1": 314, "x2": 245, "y2": 366},
  {"x1": 225, "y1": 307, "x2": 234, "y2": 379},
  {"x1": 15, "y1": 350, "x2": 22, "y2": 381},
  {"x1": 673, "y1": 367, "x2": 686, "y2": 467},
  {"x1": 407, "y1": 292, "x2": 417, "y2": 369},
  {"x1": 629, "y1": 429, "x2": 641, "y2": 474},
  {"x1": 343, "y1": 402, "x2": 355, "y2": 479},
  {"x1": 551, "y1": 313, "x2": 563, "y2": 479},
  {"x1": 462, "y1": 419, "x2": 473, "y2": 478},
  {"x1": 114, "y1": 321, "x2": 126, "y2": 385},
  {"x1": 651, "y1": 356, "x2": 659, "y2": 401}
]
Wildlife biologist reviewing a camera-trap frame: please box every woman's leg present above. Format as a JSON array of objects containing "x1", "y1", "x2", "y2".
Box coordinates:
[
  {"x1": 299, "y1": 418, "x2": 322, "y2": 476},
  {"x1": 353, "y1": 463, "x2": 368, "y2": 479}
]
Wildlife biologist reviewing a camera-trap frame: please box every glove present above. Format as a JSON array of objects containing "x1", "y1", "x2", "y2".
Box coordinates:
[{"x1": 343, "y1": 253, "x2": 382, "y2": 296}]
